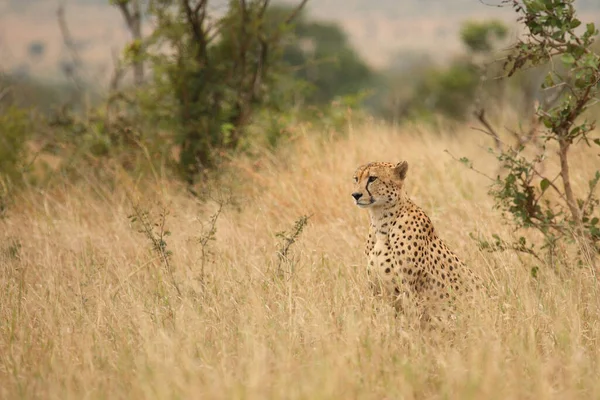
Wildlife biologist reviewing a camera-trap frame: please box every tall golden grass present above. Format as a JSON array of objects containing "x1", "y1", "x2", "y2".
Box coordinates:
[{"x1": 1, "y1": 120, "x2": 599, "y2": 399}]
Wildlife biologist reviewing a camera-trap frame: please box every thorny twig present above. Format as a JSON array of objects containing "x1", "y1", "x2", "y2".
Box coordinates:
[
  {"x1": 444, "y1": 150, "x2": 495, "y2": 182},
  {"x1": 197, "y1": 200, "x2": 225, "y2": 284},
  {"x1": 57, "y1": 3, "x2": 84, "y2": 90},
  {"x1": 275, "y1": 214, "x2": 312, "y2": 278},
  {"x1": 128, "y1": 202, "x2": 181, "y2": 296}
]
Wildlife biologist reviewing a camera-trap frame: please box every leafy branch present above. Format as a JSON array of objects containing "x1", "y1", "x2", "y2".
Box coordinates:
[{"x1": 460, "y1": 0, "x2": 600, "y2": 266}]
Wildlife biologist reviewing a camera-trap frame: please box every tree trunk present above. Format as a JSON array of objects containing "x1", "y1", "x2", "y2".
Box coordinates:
[
  {"x1": 558, "y1": 138, "x2": 580, "y2": 226},
  {"x1": 117, "y1": 0, "x2": 144, "y2": 86},
  {"x1": 131, "y1": 0, "x2": 144, "y2": 86}
]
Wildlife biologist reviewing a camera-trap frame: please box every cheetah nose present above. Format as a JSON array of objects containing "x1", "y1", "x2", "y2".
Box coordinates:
[{"x1": 352, "y1": 192, "x2": 363, "y2": 201}]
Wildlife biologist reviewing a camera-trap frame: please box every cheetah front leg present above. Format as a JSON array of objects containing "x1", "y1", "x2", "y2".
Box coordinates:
[{"x1": 390, "y1": 278, "x2": 421, "y2": 318}]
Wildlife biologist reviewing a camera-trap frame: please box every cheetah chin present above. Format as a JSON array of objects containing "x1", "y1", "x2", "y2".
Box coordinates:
[{"x1": 355, "y1": 199, "x2": 375, "y2": 207}]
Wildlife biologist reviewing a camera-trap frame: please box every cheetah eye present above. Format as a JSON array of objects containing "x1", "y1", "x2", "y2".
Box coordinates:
[
  {"x1": 367, "y1": 176, "x2": 377, "y2": 183},
  {"x1": 353, "y1": 176, "x2": 358, "y2": 183}
]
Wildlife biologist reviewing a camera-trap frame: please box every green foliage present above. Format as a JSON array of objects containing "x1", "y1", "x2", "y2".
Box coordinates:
[
  {"x1": 0, "y1": 106, "x2": 31, "y2": 186},
  {"x1": 0, "y1": 75, "x2": 79, "y2": 113},
  {"x1": 372, "y1": 19, "x2": 509, "y2": 122},
  {"x1": 372, "y1": 62, "x2": 478, "y2": 122},
  {"x1": 283, "y1": 17, "x2": 373, "y2": 104},
  {"x1": 412, "y1": 61, "x2": 480, "y2": 120},
  {"x1": 460, "y1": 20, "x2": 508, "y2": 53},
  {"x1": 468, "y1": 0, "x2": 600, "y2": 265},
  {"x1": 44, "y1": 102, "x2": 172, "y2": 179},
  {"x1": 0, "y1": 106, "x2": 32, "y2": 217},
  {"x1": 123, "y1": 39, "x2": 144, "y2": 64}
]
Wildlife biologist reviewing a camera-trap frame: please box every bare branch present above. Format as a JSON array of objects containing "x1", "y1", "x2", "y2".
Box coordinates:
[
  {"x1": 259, "y1": 0, "x2": 270, "y2": 17},
  {"x1": 477, "y1": 0, "x2": 505, "y2": 7},
  {"x1": 117, "y1": 2, "x2": 135, "y2": 29},
  {"x1": 524, "y1": 100, "x2": 542, "y2": 145},
  {"x1": 56, "y1": 3, "x2": 84, "y2": 89},
  {"x1": 531, "y1": 169, "x2": 568, "y2": 206},
  {"x1": 109, "y1": 48, "x2": 127, "y2": 92},
  {"x1": 0, "y1": 86, "x2": 10, "y2": 103},
  {"x1": 285, "y1": 0, "x2": 309, "y2": 24},
  {"x1": 182, "y1": 0, "x2": 208, "y2": 59},
  {"x1": 193, "y1": 0, "x2": 208, "y2": 15},
  {"x1": 250, "y1": 39, "x2": 268, "y2": 100},
  {"x1": 444, "y1": 150, "x2": 495, "y2": 182},
  {"x1": 57, "y1": 5, "x2": 82, "y2": 66},
  {"x1": 581, "y1": 175, "x2": 600, "y2": 216},
  {"x1": 538, "y1": 82, "x2": 571, "y2": 113},
  {"x1": 473, "y1": 107, "x2": 503, "y2": 151}
]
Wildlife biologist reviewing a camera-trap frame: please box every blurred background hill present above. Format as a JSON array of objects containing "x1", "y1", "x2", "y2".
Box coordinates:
[{"x1": 3, "y1": 0, "x2": 599, "y2": 81}]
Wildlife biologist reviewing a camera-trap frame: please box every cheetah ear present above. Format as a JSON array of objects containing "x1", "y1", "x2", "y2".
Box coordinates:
[{"x1": 394, "y1": 161, "x2": 409, "y2": 180}]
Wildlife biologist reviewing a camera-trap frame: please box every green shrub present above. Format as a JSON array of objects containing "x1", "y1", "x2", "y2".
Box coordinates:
[{"x1": 0, "y1": 106, "x2": 31, "y2": 186}]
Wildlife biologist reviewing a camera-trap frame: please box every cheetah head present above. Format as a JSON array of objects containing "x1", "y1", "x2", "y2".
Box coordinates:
[{"x1": 351, "y1": 161, "x2": 408, "y2": 208}]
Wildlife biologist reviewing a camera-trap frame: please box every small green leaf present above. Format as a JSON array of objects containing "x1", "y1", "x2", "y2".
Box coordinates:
[
  {"x1": 543, "y1": 73, "x2": 554, "y2": 88},
  {"x1": 593, "y1": 138, "x2": 600, "y2": 146},
  {"x1": 570, "y1": 126, "x2": 581, "y2": 136},
  {"x1": 540, "y1": 178, "x2": 550, "y2": 192},
  {"x1": 587, "y1": 22, "x2": 597, "y2": 36},
  {"x1": 591, "y1": 217, "x2": 599, "y2": 226},
  {"x1": 561, "y1": 53, "x2": 576, "y2": 65},
  {"x1": 583, "y1": 53, "x2": 600, "y2": 68}
]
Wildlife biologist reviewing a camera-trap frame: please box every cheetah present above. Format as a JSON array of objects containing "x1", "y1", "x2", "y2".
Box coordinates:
[{"x1": 352, "y1": 161, "x2": 481, "y2": 323}]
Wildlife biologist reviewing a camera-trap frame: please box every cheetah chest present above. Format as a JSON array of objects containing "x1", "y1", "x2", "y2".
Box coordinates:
[{"x1": 367, "y1": 233, "x2": 397, "y2": 292}]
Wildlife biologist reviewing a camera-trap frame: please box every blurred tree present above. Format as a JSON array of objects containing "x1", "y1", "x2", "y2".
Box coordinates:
[
  {"x1": 137, "y1": 0, "x2": 309, "y2": 182},
  {"x1": 280, "y1": 12, "x2": 373, "y2": 104},
  {"x1": 372, "y1": 19, "x2": 511, "y2": 122},
  {"x1": 416, "y1": 61, "x2": 480, "y2": 118},
  {"x1": 460, "y1": 20, "x2": 508, "y2": 54}
]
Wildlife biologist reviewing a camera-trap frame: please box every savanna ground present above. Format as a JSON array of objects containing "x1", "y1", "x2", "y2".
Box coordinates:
[{"x1": 1, "y1": 118, "x2": 600, "y2": 399}]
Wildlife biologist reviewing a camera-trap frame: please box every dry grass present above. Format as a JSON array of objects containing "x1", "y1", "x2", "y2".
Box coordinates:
[{"x1": 1, "y1": 120, "x2": 599, "y2": 399}]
